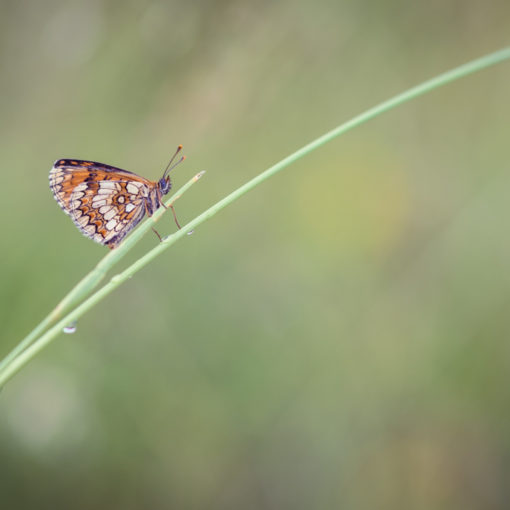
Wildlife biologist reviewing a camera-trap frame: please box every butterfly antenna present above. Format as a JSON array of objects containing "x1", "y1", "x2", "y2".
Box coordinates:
[{"x1": 163, "y1": 144, "x2": 185, "y2": 178}]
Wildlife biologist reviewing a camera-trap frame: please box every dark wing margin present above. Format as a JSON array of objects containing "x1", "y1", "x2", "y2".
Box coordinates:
[{"x1": 53, "y1": 159, "x2": 141, "y2": 178}]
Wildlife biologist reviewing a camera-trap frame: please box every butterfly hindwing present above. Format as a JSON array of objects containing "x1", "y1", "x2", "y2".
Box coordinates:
[{"x1": 49, "y1": 160, "x2": 156, "y2": 248}]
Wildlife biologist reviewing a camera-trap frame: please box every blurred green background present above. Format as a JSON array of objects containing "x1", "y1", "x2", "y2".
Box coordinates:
[{"x1": 1, "y1": 0, "x2": 510, "y2": 508}]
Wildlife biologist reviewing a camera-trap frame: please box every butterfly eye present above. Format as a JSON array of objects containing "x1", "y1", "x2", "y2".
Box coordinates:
[{"x1": 158, "y1": 177, "x2": 171, "y2": 194}]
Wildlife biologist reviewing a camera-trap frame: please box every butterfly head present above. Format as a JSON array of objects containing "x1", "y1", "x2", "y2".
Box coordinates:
[
  {"x1": 158, "y1": 175, "x2": 172, "y2": 195},
  {"x1": 159, "y1": 144, "x2": 185, "y2": 196}
]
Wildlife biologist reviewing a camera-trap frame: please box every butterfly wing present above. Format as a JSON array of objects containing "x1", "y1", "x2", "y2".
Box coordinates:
[
  {"x1": 50, "y1": 160, "x2": 154, "y2": 248},
  {"x1": 49, "y1": 159, "x2": 145, "y2": 212}
]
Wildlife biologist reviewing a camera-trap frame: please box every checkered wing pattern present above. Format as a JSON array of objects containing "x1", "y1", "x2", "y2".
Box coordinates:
[{"x1": 49, "y1": 159, "x2": 157, "y2": 248}]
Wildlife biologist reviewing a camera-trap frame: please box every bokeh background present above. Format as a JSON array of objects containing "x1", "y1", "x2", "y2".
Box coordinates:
[{"x1": 1, "y1": 0, "x2": 510, "y2": 508}]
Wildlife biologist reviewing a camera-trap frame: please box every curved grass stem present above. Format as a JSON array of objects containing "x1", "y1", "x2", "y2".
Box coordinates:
[{"x1": 0, "y1": 46, "x2": 509, "y2": 387}]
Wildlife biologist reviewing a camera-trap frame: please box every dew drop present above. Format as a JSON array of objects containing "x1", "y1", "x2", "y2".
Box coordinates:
[{"x1": 63, "y1": 321, "x2": 77, "y2": 334}]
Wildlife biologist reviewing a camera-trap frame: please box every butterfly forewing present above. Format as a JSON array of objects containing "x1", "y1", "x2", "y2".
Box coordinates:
[{"x1": 49, "y1": 159, "x2": 162, "y2": 248}]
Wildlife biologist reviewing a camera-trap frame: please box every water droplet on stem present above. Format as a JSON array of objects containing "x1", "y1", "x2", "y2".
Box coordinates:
[{"x1": 63, "y1": 321, "x2": 77, "y2": 334}]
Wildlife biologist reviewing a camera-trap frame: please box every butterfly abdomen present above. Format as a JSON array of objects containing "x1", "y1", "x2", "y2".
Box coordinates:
[{"x1": 142, "y1": 187, "x2": 162, "y2": 217}]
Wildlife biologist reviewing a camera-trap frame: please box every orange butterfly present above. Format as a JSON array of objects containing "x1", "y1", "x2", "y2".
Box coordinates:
[{"x1": 49, "y1": 146, "x2": 184, "y2": 249}]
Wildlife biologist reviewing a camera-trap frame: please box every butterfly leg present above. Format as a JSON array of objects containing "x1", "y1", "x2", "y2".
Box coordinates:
[
  {"x1": 170, "y1": 205, "x2": 181, "y2": 229},
  {"x1": 152, "y1": 227, "x2": 164, "y2": 243},
  {"x1": 161, "y1": 202, "x2": 182, "y2": 229}
]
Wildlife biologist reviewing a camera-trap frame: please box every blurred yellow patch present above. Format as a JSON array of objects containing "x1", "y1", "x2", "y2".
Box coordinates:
[{"x1": 292, "y1": 137, "x2": 410, "y2": 261}]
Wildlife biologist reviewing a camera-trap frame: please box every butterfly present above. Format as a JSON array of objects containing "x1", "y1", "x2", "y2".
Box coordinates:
[{"x1": 49, "y1": 146, "x2": 184, "y2": 249}]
